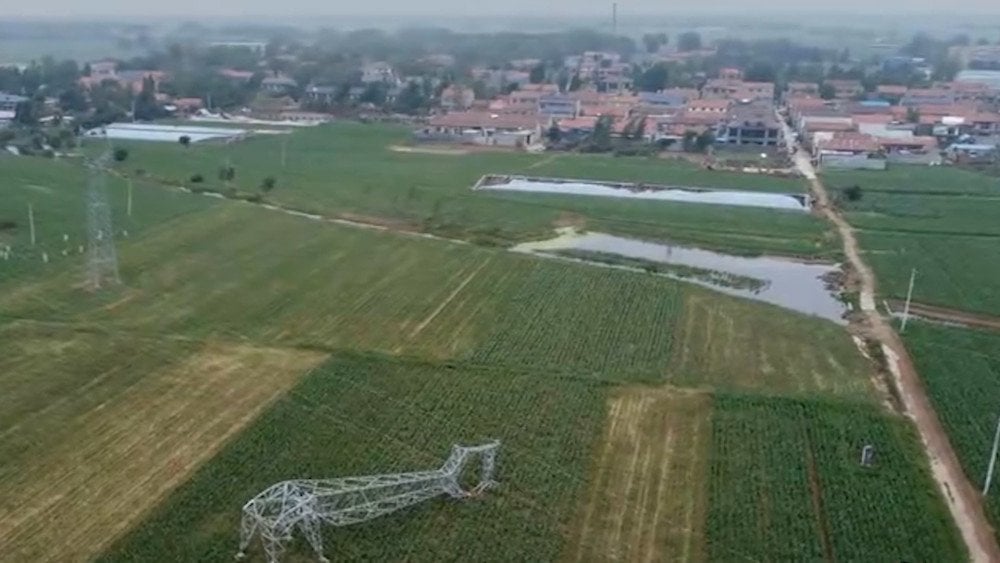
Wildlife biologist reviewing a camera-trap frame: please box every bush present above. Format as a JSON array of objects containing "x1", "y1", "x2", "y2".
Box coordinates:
[
  {"x1": 260, "y1": 176, "x2": 277, "y2": 192},
  {"x1": 843, "y1": 185, "x2": 863, "y2": 201},
  {"x1": 190, "y1": 174, "x2": 204, "y2": 183}
]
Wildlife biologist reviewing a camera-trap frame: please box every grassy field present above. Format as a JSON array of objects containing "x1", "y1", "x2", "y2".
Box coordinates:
[
  {"x1": 0, "y1": 156, "x2": 213, "y2": 285},
  {"x1": 668, "y1": 291, "x2": 873, "y2": 398},
  {"x1": 905, "y1": 322, "x2": 1000, "y2": 539},
  {"x1": 825, "y1": 166, "x2": 1000, "y2": 196},
  {"x1": 87, "y1": 122, "x2": 834, "y2": 258},
  {"x1": 708, "y1": 394, "x2": 966, "y2": 562},
  {"x1": 0, "y1": 142, "x2": 968, "y2": 561},
  {"x1": 823, "y1": 164, "x2": 1000, "y2": 315}
]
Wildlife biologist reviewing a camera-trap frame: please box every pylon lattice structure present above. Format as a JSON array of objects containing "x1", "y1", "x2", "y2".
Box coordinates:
[
  {"x1": 84, "y1": 148, "x2": 121, "y2": 289},
  {"x1": 236, "y1": 441, "x2": 500, "y2": 563}
]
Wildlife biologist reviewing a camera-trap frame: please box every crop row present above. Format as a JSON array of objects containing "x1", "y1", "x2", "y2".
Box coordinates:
[
  {"x1": 708, "y1": 394, "x2": 965, "y2": 561},
  {"x1": 905, "y1": 322, "x2": 1000, "y2": 543}
]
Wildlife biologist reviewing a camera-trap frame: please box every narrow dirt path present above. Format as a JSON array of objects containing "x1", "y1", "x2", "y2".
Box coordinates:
[
  {"x1": 794, "y1": 149, "x2": 1000, "y2": 562},
  {"x1": 885, "y1": 299, "x2": 1000, "y2": 332}
]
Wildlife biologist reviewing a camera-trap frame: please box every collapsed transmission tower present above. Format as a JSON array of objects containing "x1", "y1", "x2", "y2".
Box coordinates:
[
  {"x1": 84, "y1": 146, "x2": 121, "y2": 290},
  {"x1": 236, "y1": 441, "x2": 500, "y2": 563}
]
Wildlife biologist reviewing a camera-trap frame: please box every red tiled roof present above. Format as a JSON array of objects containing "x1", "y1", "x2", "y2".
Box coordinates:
[
  {"x1": 428, "y1": 112, "x2": 543, "y2": 130},
  {"x1": 804, "y1": 120, "x2": 856, "y2": 133},
  {"x1": 819, "y1": 132, "x2": 879, "y2": 152},
  {"x1": 877, "y1": 85, "x2": 908, "y2": 95}
]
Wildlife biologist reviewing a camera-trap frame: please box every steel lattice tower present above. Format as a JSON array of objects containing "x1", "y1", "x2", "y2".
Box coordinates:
[
  {"x1": 236, "y1": 441, "x2": 500, "y2": 563},
  {"x1": 85, "y1": 149, "x2": 121, "y2": 289}
]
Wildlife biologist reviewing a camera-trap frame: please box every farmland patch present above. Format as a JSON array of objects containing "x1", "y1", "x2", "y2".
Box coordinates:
[
  {"x1": 667, "y1": 290, "x2": 872, "y2": 398},
  {"x1": 100, "y1": 354, "x2": 607, "y2": 562},
  {"x1": 708, "y1": 394, "x2": 965, "y2": 561},
  {"x1": 565, "y1": 387, "x2": 710, "y2": 563},
  {"x1": 0, "y1": 327, "x2": 325, "y2": 562}
]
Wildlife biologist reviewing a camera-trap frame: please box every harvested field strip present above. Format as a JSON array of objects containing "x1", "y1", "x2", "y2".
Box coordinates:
[
  {"x1": 565, "y1": 387, "x2": 710, "y2": 563},
  {"x1": 707, "y1": 394, "x2": 966, "y2": 562},
  {"x1": 0, "y1": 338, "x2": 325, "y2": 562},
  {"x1": 667, "y1": 290, "x2": 872, "y2": 398}
]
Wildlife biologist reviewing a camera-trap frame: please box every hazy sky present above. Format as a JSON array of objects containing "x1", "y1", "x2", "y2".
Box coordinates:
[{"x1": 6, "y1": 0, "x2": 1000, "y2": 17}]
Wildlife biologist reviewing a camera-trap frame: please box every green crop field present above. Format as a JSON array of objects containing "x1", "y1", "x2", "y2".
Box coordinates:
[
  {"x1": 0, "y1": 133, "x2": 968, "y2": 562},
  {"x1": 708, "y1": 394, "x2": 966, "y2": 562},
  {"x1": 905, "y1": 322, "x2": 1000, "y2": 539},
  {"x1": 824, "y1": 164, "x2": 1000, "y2": 315},
  {"x1": 84, "y1": 122, "x2": 832, "y2": 258},
  {"x1": 100, "y1": 353, "x2": 609, "y2": 562},
  {"x1": 825, "y1": 166, "x2": 1000, "y2": 196}
]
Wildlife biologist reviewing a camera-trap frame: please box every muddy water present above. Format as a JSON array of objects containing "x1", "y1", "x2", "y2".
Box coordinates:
[
  {"x1": 479, "y1": 177, "x2": 809, "y2": 212},
  {"x1": 516, "y1": 231, "x2": 846, "y2": 323}
]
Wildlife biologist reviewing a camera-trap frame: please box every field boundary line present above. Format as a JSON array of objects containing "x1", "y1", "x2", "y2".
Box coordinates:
[{"x1": 407, "y1": 258, "x2": 492, "y2": 341}]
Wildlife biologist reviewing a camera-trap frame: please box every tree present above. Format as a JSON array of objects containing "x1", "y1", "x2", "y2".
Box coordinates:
[
  {"x1": 58, "y1": 86, "x2": 89, "y2": 113},
  {"x1": 744, "y1": 61, "x2": 777, "y2": 83},
  {"x1": 133, "y1": 75, "x2": 162, "y2": 121},
  {"x1": 819, "y1": 82, "x2": 836, "y2": 100},
  {"x1": 583, "y1": 116, "x2": 613, "y2": 153},
  {"x1": 677, "y1": 32, "x2": 702, "y2": 52},
  {"x1": 261, "y1": 176, "x2": 277, "y2": 192},
  {"x1": 695, "y1": 130, "x2": 715, "y2": 152},
  {"x1": 843, "y1": 184, "x2": 863, "y2": 201},
  {"x1": 179, "y1": 135, "x2": 191, "y2": 147},
  {"x1": 13, "y1": 100, "x2": 39, "y2": 125},
  {"x1": 636, "y1": 63, "x2": 669, "y2": 92},
  {"x1": 393, "y1": 81, "x2": 425, "y2": 114},
  {"x1": 359, "y1": 83, "x2": 387, "y2": 106},
  {"x1": 529, "y1": 63, "x2": 545, "y2": 84},
  {"x1": 642, "y1": 33, "x2": 668, "y2": 54},
  {"x1": 568, "y1": 73, "x2": 582, "y2": 92},
  {"x1": 218, "y1": 165, "x2": 236, "y2": 182},
  {"x1": 682, "y1": 130, "x2": 699, "y2": 152},
  {"x1": 546, "y1": 123, "x2": 562, "y2": 143},
  {"x1": 906, "y1": 107, "x2": 920, "y2": 124},
  {"x1": 113, "y1": 148, "x2": 129, "y2": 162}
]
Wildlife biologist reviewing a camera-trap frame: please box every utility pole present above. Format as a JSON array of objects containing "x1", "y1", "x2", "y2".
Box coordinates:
[
  {"x1": 900, "y1": 268, "x2": 917, "y2": 333},
  {"x1": 127, "y1": 178, "x2": 133, "y2": 217},
  {"x1": 983, "y1": 411, "x2": 1000, "y2": 496},
  {"x1": 281, "y1": 135, "x2": 288, "y2": 169},
  {"x1": 28, "y1": 203, "x2": 36, "y2": 246},
  {"x1": 612, "y1": 3, "x2": 618, "y2": 36}
]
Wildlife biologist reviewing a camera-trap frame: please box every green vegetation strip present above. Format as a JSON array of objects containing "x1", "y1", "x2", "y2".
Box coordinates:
[
  {"x1": 551, "y1": 248, "x2": 767, "y2": 291},
  {"x1": 906, "y1": 322, "x2": 1000, "y2": 543}
]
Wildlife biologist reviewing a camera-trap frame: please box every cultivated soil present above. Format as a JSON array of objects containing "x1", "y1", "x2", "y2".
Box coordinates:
[
  {"x1": 0, "y1": 343, "x2": 326, "y2": 562},
  {"x1": 564, "y1": 387, "x2": 711, "y2": 563},
  {"x1": 794, "y1": 149, "x2": 1000, "y2": 562}
]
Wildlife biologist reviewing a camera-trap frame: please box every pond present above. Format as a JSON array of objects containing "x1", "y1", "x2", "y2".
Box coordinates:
[
  {"x1": 477, "y1": 175, "x2": 809, "y2": 212},
  {"x1": 515, "y1": 230, "x2": 846, "y2": 323}
]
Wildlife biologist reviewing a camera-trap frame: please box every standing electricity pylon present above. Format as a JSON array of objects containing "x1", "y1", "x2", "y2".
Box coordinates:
[{"x1": 84, "y1": 148, "x2": 121, "y2": 289}]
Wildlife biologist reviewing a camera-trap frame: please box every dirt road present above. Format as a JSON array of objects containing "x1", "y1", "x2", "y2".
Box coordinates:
[
  {"x1": 794, "y1": 149, "x2": 1000, "y2": 562},
  {"x1": 885, "y1": 299, "x2": 1000, "y2": 332}
]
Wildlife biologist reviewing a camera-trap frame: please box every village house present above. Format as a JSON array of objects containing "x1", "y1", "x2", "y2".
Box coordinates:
[
  {"x1": 261, "y1": 74, "x2": 298, "y2": 95},
  {"x1": 420, "y1": 111, "x2": 544, "y2": 148},
  {"x1": 0, "y1": 92, "x2": 28, "y2": 112},
  {"x1": 305, "y1": 85, "x2": 339, "y2": 105},
  {"x1": 361, "y1": 62, "x2": 399, "y2": 85},
  {"x1": 824, "y1": 79, "x2": 865, "y2": 100},
  {"x1": 538, "y1": 93, "x2": 580, "y2": 118},
  {"x1": 715, "y1": 101, "x2": 783, "y2": 147},
  {"x1": 787, "y1": 82, "x2": 820, "y2": 98}
]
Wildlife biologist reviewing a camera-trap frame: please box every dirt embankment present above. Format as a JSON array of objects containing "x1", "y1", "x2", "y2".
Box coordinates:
[{"x1": 795, "y1": 150, "x2": 1000, "y2": 562}]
